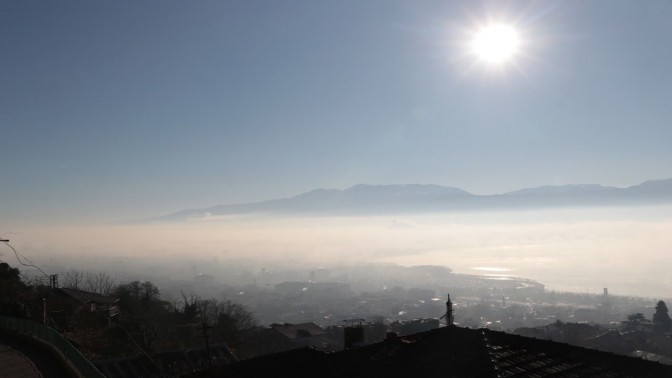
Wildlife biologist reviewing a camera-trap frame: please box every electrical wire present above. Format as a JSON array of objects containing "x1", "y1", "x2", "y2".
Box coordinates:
[{"x1": 1, "y1": 239, "x2": 50, "y2": 279}]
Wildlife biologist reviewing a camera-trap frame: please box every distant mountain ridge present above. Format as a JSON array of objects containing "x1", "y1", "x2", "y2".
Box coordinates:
[{"x1": 155, "y1": 179, "x2": 672, "y2": 222}]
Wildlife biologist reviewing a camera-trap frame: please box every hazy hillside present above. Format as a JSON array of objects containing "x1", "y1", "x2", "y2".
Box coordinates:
[{"x1": 155, "y1": 179, "x2": 672, "y2": 222}]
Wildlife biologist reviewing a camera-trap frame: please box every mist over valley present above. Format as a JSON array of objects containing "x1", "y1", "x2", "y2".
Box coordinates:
[{"x1": 6, "y1": 179, "x2": 672, "y2": 299}]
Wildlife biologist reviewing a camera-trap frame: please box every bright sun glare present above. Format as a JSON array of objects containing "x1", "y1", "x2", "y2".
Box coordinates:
[{"x1": 471, "y1": 24, "x2": 520, "y2": 66}]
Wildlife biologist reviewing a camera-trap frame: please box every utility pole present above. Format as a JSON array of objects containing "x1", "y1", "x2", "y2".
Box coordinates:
[
  {"x1": 201, "y1": 322, "x2": 213, "y2": 366},
  {"x1": 49, "y1": 274, "x2": 59, "y2": 289}
]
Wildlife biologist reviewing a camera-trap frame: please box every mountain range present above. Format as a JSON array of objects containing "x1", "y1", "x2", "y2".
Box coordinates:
[{"x1": 155, "y1": 178, "x2": 672, "y2": 222}]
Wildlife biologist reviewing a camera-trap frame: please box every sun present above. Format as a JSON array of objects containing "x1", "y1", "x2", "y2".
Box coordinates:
[{"x1": 470, "y1": 24, "x2": 520, "y2": 66}]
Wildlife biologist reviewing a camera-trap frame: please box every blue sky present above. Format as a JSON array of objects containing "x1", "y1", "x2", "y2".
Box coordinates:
[{"x1": 2, "y1": 1, "x2": 672, "y2": 224}]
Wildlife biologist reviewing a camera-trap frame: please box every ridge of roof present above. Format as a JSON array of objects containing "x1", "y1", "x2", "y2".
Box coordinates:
[{"x1": 54, "y1": 287, "x2": 119, "y2": 306}]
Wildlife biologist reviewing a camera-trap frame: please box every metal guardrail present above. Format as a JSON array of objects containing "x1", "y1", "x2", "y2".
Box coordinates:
[{"x1": 0, "y1": 315, "x2": 106, "y2": 378}]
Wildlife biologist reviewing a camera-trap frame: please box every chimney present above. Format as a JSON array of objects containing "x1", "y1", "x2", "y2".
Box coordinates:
[{"x1": 343, "y1": 319, "x2": 364, "y2": 349}]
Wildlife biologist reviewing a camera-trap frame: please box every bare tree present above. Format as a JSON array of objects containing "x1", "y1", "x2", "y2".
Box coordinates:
[
  {"x1": 62, "y1": 269, "x2": 84, "y2": 289},
  {"x1": 98, "y1": 272, "x2": 116, "y2": 296},
  {"x1": 211, "y1": 299, "x2": 257, "y2": 338},
  {"x1": 84, "y1": 271, "x2": 117, "y2": 295},
  {"x1": 178, "y1": 295, "x2": 256, "y2": 340},
  {"x1": 179, "y1": 291, "x2": 200, "y2": 322},
  {"x1": 84, "y1": 272, "x2": 96, "y2": 293}
]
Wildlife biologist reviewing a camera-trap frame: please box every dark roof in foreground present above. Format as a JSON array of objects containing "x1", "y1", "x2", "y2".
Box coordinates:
[
  {"x1": 95, "y1": 343, "x2": 238, "y2": 378},
  {"x1": 186, "y1": 326, "x2": 672, "y2": 378},
  {"x1": 54, "y1": 288, "x2": 119, "y2": 306}
]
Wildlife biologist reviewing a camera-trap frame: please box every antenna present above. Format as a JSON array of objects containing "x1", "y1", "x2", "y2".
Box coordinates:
[{"x1": 439, "y1": 293, "x2": 454, "y2": 326}]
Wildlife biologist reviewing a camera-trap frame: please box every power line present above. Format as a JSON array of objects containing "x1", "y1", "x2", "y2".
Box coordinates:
[{"x1": 1, "y1": 238, "x2": 50, "y2": 279}]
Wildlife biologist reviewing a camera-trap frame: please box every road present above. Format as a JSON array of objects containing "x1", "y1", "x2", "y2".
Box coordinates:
[{"x1": 0, "y1": 332, "x2": 72, "y2": 378}]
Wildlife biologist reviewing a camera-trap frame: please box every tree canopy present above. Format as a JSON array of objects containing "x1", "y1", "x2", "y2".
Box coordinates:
[
  {"x1": 653, "y1": 300, "x2": 672, "y2": 332},
  {"x1": 0, "y1": 262, "x2": 29, "y2": 316}
]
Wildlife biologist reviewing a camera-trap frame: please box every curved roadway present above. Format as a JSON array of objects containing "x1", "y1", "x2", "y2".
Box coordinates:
[{"x1": 0, "y1": 332, "x2": 72, "y2": 378}]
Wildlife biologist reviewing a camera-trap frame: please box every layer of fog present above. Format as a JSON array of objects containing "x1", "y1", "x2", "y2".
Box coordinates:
[{"x1": 2, "y1": 205, "x2": 671, "y2": 298}]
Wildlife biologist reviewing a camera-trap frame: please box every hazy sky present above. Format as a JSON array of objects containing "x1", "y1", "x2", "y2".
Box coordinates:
[{"x1": 2, "y1": 1, "x2": 672, "y2": 223}]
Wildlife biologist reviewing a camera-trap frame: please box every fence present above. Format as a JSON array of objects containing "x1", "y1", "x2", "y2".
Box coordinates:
[{"x1": 0, "y1": 315, "x2": 106, "y2": 378}]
